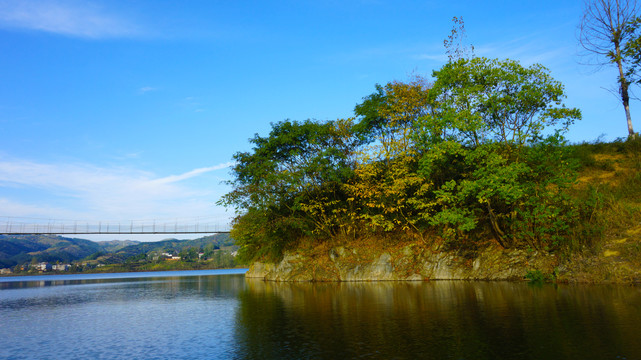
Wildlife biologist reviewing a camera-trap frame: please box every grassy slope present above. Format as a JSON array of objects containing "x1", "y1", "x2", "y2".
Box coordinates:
[{"x1": 557, "y1": 141, "x2": 641, "y2": 282}]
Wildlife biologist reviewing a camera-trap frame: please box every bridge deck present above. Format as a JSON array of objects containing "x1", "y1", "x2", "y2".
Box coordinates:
[
  {"x1": 0, "y1": 231, "x2": 230, "y2": 235},
  {"x1": 0, "y1": 217, "x2": 230, "y2": 235}
]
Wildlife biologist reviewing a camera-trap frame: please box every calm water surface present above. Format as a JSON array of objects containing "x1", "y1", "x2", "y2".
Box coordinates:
[{"x1": 1, "y1": 270, "x2": 640, "y2": 359}]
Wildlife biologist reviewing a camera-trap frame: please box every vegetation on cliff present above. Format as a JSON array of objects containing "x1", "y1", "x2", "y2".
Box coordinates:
[
  {"x1": 219, "y1": 56, "x2": 615, "y2": 267},
  {"x1": 219, "y1": 14, "x2": 641, "y2": 282}
]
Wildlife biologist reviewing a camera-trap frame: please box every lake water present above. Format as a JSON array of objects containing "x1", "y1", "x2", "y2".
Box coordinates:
[{"x1": 1, "y1": 270, "x2": 640, "y2": 359}]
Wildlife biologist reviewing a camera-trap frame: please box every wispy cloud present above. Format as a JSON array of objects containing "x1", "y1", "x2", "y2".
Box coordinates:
[
  {"x1": 414, "y1": 53, "x2": 448, "y2": 62},
  {"x1": 0, "y1": 0, "x2": 145, "y2": 38},
  {"x1": 138, "y1": 86, "x2": 157, "y2": 94},
  {"x1": 0, "y1": 157, "x2": 232, "y2": 223},
  {"x1": 474, "y1": 39, "x2": 572, "y2": 68},
  {"x1": 414, "y1": 38, "x2": 572, "y2": 70},
  {"x1": 180, "y1": 96, "x2": 208, "y2": 113},
  {"x1": 0, "y1": 198, "x2": 80, "y2": 220},
  {"x1": 154, "y1": 163, "x2": 234, "y2": 184}
]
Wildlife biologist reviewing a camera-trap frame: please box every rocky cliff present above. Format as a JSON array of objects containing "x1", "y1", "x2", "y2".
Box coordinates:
[{"x1": 245, "y1": 241, "x2": 559, "y2": 282}]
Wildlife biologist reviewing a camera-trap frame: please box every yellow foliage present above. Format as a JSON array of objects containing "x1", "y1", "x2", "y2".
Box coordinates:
[
  {"x1": 369, "y1": 77, "x2": 432, "y2": 162},
  {"x1": 344, "y1": 77, "x2": 438, "y2": 233}
]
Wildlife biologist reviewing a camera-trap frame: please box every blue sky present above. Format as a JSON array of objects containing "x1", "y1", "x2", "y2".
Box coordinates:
[{"x1": 0, "y1": 0, "x2": 632, "y2": 241}]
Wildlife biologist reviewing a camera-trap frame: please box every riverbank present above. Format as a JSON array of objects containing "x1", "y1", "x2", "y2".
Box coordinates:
[
  {"x1": 245, "y1": 225, "x2": 641, "y2": 283},
  {"x1": 1, "y1": 264, "x2": 246, "y2": 278}
]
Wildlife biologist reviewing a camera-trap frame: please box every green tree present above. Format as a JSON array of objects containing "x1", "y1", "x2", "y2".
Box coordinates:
[
  {"x1": 579, "y1": 0, "x2": 640, "y2": 137},
  {"x1": 418, "y1": 57, "x2": 581, "y2": 248},
  {"x1": 179, "y1": 246, "x2": 199, "y2": 262},
  {"x1": 219, "y1": 119, "x2": 361, "y2": 262},
  {"x1": 219, "y1": 55, "x2": 585, "y2": 259},
  {"x1": 622, "y1": 15, "x2": 641, "y2": 86}
]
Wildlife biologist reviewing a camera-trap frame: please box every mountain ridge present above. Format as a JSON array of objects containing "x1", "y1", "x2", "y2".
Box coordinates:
[{"x1": 0, "y1": 234, "x2": 233, "y2": 269}]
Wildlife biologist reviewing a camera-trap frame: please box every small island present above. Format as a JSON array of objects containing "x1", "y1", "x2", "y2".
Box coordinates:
[{"x1": 220, "y1": 57, "x2": 641, "y2": 283}]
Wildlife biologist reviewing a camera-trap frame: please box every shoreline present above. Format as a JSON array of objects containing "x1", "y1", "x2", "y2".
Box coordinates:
[
  {"x1": 243, "y1": 237, "x2": 641, "y2": 284},
  {"x1": 0, "y1": 266, "x2": 247, "y2": 279}
]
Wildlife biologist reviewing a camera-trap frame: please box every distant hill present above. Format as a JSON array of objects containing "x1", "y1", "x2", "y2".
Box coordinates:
[
  {"x1": 98, "y1": 240, "x2": 141, "y2": 253},
  {"x1": 96, "y1": 234, "x2": 235, "y2": 264},
  {"x1": 0, "y1": 235, "x2": 109, "y2": 268},
  {"x1": 0, "y1": 234, "x2": 234, "y2": 269}
]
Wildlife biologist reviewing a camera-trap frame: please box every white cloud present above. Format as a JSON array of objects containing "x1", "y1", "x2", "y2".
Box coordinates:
[
  {"x1": 138, "y1": 86, "x2": 157, "y2": 94},
  {"x1": 0, "y1": 157, "x2": 233, "y2": 226},
  {"x1": 0, "y1": 0, "x2": 145, "y2": 38},
  {"x1": 154, "y1": 163, "x2": 234, "y2": 184}
]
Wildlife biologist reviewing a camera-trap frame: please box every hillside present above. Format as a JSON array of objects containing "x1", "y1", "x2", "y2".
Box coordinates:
[
  {"x1": 0, "y1": 235, "x2": 111, "y2": 268},
  {"x1": 0, "y1": 234, "x2": 234, "y2": 269},
  {"x1": 556, "y1": 140, "x2": 641, "y2": 282},
  {"x1": 94, "y1": 233, "x2": 235, "y2": 264}
]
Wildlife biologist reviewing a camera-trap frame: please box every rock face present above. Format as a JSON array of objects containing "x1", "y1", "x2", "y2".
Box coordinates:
[{"x1": 245, "y1": 243, "x2": 558, "y2": 282}]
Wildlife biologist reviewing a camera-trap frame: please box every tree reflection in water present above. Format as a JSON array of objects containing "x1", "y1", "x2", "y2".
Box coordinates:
[{"x1": 233, "y1": 280, "x2": 641, "y2": 360}]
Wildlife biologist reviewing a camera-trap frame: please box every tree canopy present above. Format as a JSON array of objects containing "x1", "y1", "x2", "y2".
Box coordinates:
[{"x1": 221, "y1": 57, "x2": 586, "y2": 263}]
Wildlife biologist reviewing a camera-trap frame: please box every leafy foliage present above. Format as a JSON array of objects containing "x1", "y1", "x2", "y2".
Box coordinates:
[
  {"x1": 220, "y1": 57, "x2": 594, "y2": 262},
  {"x1": 415, "y1": 58, "x2": 582, "y2": 248},
  {"x1": 349, "y1": 79, "x2": 433, "y2": 233},
  {"x1": 219, "y1": 119, "x2": 362, "y2": 262}
]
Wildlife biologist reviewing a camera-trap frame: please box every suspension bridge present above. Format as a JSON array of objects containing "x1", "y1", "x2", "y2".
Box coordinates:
[{"x1": 0, "y1": 216, "x2": 230, "y2": 235}]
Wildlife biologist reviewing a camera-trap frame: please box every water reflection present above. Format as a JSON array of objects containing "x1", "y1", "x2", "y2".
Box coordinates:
[
  {"x1": 234, "y1": 280, "x2": 641, "y2": 360},
  {"x1": 2, "y1": 272, "x2": 640, "y2": 360},
  {"x1": 0, "y1": 274, "x2": 246, "y2": 311},
  {"x1": 0, "y1": 272, "x2": 248, "y2": 360}
]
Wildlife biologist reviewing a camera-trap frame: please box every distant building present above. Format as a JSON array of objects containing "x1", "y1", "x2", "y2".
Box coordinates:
[
  {"x1": 36, "y1": 262, "x2": 52, "y2": 271},
  {"x1": 0, "y1": 268, "x2": 12, "y2": 275},
  {"x1": 161, "y1": 252, "x2": 181, "y2": 261},
  {"x1": 52, "y1": 264, "x2": 70, "y2": 271}
]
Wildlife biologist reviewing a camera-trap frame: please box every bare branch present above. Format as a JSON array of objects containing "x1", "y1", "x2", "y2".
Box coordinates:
[
  {"x1": 444, "y1": 16, "x2": 475, "y2": 62},
  {"x1": 579, "y1": 0, "x2": 639, "y2": 136}
]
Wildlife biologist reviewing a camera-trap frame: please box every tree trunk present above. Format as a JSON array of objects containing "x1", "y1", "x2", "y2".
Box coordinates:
[
  {"x1": 619, "y1": 63, "x2": 635, "y2": 137},
  {"x1": 487, "y1": 202, "x2": 509, "y2": 248},
  {"x1": 624, "y1": 101, "x2": 635, "y2": 138},
  {"x1": 616, "y1": 41, "x2": 636, "y2": 137}
]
